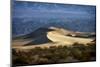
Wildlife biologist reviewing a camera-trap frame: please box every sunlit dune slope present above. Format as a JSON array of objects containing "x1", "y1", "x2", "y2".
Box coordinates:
[{"x1": 47, "y1": 30, "x2": 93, "y2": 45}]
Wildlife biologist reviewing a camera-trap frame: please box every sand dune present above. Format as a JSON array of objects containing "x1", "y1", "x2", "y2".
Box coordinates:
[
  {"x1": 12, "y1": 27, "x2": 95, "y2": 50},
  {"x1": 12, "y1": 39, "x2": 33, "y2": 46},
  {"x1": 47, "y1": 31, "x2": 93, "y2": 45}
]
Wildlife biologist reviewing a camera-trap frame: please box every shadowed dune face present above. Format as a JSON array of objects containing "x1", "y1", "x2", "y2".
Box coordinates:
[
  {"x1": 24, "y1": 34, "x2": 51, "y2": 45},
  {"x1": 12, "y1": 28, "x2": 55, "y2": 46},
  {"x1": 23, "y1": 28, "x2": 54, "y2": 39}
]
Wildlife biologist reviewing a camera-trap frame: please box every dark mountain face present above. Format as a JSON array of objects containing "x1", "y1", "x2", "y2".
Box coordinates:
[
  {"x1": 12, "y1": 16, "x2": 96, "y2": 37},
  {"x1": 12, "y1": 1, "x2": 96, "y2": 37}
]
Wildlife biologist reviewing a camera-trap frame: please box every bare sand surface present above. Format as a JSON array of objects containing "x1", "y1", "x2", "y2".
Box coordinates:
[{"x1": 47, "y1": 31, "x2": 93, "y2": 45}]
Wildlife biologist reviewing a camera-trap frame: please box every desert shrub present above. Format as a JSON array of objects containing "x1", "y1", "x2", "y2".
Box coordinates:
[{"x1": 12, "y1": 43, "x2": 96, "y2": 66}]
